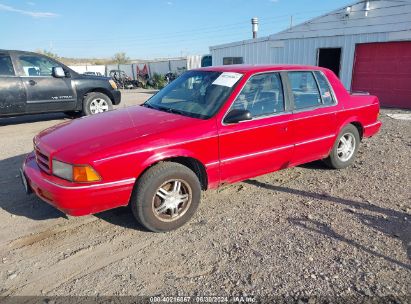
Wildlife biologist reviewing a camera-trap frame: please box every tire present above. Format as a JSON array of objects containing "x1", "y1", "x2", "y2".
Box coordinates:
[
  {"x1": 130, "y1": 162, "x2": 201, "y2": 232},
  {"x1": 82, "y1": 92, "x2": 113, "y2": 116},
  {"x1": 324, "y1": 124, "x2": 360, "y2": 169}
]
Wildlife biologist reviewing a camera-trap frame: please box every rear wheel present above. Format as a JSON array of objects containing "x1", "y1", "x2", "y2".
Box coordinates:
[
  {"x1": 324, "y1": 124, "x2": 360, "y2": 169},
  {"x1": 130, "y1": 162, "x2": 201, "y2": 232},
  {"x1": 82, "y1": 92, "x2": 113, "y2": 116}
]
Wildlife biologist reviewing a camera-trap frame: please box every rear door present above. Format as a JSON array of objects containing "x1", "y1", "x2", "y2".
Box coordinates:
[
  {"x1": 16, "y1": 54, "x2": 77, "y2": 113},
  {"x1": 218, "y1": 72, "x2": 293, "y2": 183},
  {"x1": 287, "y1": 71, "x2": 339, "y2": 166},
  {"x1": 0, "y1": 52, "x2": 26, "y2": 116}
]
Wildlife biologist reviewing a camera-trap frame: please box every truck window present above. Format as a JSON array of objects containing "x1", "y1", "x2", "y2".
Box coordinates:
[
  {"x1": 18, "y1": 55, "x2": 60, "y2": 77},
  {"x1": 0, "y1": 54, "x2": 15, "y2": 76}
]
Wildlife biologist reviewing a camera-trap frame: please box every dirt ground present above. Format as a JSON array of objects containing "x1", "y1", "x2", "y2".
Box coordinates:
[{"x1": 0, "y1": 89, "x2": 410, "y2": 301}]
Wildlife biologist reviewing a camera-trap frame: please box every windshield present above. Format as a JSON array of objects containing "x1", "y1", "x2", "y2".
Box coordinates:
[{"x1": 144, "y1": 70, "x2": 242, "y2": 119}]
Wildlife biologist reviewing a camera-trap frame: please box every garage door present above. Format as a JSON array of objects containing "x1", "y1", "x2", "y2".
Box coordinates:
[{"x1": 351, "y1": 41, "x2": 411, "y2": 109}]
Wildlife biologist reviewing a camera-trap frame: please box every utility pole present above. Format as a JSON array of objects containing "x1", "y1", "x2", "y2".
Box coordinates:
[{"x1": 290, "y1": 15, "x2": 293, "y2": 29}]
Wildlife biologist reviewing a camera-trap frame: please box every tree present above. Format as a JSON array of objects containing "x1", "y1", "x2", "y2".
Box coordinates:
[
  {"x1": 36, "y1": 49, "x2": 59, "y2": 59},
  {"x1": 112, "y1": 52, "x2": 130, "y2": 64}
]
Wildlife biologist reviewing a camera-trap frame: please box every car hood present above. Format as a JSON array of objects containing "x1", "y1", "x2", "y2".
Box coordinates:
[{"x1": 35, "y1": 106, "x2": 199, "y2": 162}]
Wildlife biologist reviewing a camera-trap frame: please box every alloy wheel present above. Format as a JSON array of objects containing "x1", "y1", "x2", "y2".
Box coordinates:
[
  {"x1": 152, "y1": 179, "x2": 192, "y2": 222},
  {"x1": 89, "y1": 98, "x2": 109, "y2": 114},
  {"x1": 337, "y1": 133, "x2": 356, "y2": 162}
]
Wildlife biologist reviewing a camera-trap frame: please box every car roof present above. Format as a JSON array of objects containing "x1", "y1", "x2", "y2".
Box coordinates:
[{"x1": 196, "y1": 64, "x2": 327, "y2": 74}]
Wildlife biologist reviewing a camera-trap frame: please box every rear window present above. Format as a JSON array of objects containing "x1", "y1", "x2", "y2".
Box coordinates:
[
  {"x1": 288, "y1": 71, "x2": 322, "y2": 110},
  {"x1": 0, "y1": 54, "x2": 15, "y2": 76}
]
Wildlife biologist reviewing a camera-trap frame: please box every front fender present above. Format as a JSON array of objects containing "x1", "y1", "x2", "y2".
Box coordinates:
[{"x1": 140, "y1": 148, "x2": 200, "y2": 170}]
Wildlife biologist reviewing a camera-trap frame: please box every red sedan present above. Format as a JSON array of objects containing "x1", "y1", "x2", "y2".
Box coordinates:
[{"x1": 22, "y1": 65, "x2": 382, "y2": 232}]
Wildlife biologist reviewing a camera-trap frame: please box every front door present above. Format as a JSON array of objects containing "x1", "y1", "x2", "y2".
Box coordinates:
[
  {"x1": 17, "y1": 54, "x2": 77, "y2": 114},
  {"x1": 0, "y1": 53, "x2": 26, "y2": 116},
  {"x1": 218, "y1": 72, "x2": 293, "y2": 184}
]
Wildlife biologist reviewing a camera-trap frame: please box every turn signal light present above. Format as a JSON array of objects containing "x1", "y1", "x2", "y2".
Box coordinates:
[
  {"x1": 109, "y1": 79, "x2": 117, "y2": 90},
  {"x1": 73, "y1": 165, "x2": 101, "y2": 182}
]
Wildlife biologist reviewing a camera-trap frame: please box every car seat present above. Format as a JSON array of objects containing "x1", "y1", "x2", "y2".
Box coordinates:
[{"x1": 28, "y1": 68, "x2": 39, "y2": 76}]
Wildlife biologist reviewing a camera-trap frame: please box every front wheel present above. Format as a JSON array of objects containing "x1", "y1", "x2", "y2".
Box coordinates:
[
  {"x1": 82, "y1": 92, "x2": 113, "y2": 116},
  {"x1": 130, "y1": 162, "x2": 201, "y2": 232},
  {"x1": 324, "y1": 124, "x2": 360, "y2": 169}
]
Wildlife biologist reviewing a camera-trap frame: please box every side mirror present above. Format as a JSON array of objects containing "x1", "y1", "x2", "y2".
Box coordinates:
[
  {"x1": 224, "y1": 109, "x2": 252, "y2": 124},
  {"x1": 52, "y1": 67, "x2": 65, "y2": 78}
]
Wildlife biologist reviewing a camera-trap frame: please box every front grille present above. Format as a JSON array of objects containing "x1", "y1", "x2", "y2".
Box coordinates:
[{"x1": 35, "y1": 148, "x2": 51, "y2": 174}]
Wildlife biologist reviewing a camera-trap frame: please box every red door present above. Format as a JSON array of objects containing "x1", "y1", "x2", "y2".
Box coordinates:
[
  {"x1": 218, "y1": 115, "x2": 293, "y2": 184},
  {"x1": 351, "y1": 41, "x2": 411, "y2": 109},
  {"x1": 217, "y1": 72, "x2": 294, "y2": 184}
]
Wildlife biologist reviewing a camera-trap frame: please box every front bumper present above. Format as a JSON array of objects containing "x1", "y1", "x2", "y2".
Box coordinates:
[
  {"x1": 112, "y1": 89, "x2": 121, "y2": 105},
  {"x1": 22, "y1": 152, "x2": 135, "y2": 216}
]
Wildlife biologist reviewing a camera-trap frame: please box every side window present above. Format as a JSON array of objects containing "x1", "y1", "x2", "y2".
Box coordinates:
[
  {"x1": 231, "y1": 73, "x2": 285, "y2": 118},
  {"x1": 314, "y1": 71, "x2": 335, "y2": 105},
  {"x1": 288, "y1": 71, "x2": 321, "y2": 110},
  {"x1": 18, "y1": 55, "x2": 60, "y2": 77},
  {"x1": 0, "y1": 54, "x2": 15, "y2": 76},
  {"x1": 223, "y1": 57, "x2": 244, "y2": 65}
]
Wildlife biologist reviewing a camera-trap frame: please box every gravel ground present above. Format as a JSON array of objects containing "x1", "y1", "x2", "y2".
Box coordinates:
[{"x1": 0, "y1": 90, "x2": 410, "y2": 302}]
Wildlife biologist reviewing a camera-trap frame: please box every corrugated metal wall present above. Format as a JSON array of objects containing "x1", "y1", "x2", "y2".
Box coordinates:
[
  {"x1": 210, "y1": 0, "x2": 411, "y2": 90},
  {"x1": 276, "y1": 32, "x2": 390, "y2": 89},
  {"x1": 75, "y1": 56, "x2": 202, "y2": 79},
  {"x1": 212, "y1": 33, "x2": 390, "y2": 89}
]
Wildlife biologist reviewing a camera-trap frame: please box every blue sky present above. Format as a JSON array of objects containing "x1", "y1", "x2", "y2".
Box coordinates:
[{"x1": 0, "y1": 0, "x2": 354, "y2": 59}]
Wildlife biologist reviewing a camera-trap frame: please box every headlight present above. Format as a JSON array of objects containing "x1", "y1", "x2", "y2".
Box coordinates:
[
  {"x1": 52, "y1": 159, "x2": 101, "y2": 183},
  {"x1": 52, "y1": 160, "x2": 73, "y2": 181},
  {"x1": 109, "y1": 79, "x2": 117, "y2": 90}
]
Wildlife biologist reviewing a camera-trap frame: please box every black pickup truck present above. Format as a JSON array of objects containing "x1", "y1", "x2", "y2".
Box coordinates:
[{"x1": 0, "y1": 50, "x2": 121, "y2": 117}]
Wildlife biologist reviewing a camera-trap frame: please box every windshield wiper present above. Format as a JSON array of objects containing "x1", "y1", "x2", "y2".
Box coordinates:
[
  {"x1": 142, "y1": 103, "x2": 157, "y2": 109},
  {"x1": 155, "y1": 106, "x2": 187, "y2": 116},
  {"x1": 144, "y1": 103, "x2": 191, "y2": 117},
  {"x1": 165, "y1": 108, "x2": 186, "y2": 115}
]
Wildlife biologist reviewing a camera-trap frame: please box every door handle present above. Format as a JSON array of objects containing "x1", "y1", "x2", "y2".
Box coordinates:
[{"x1": 28, "y1": 80, "x2": 36, "y2": 86}]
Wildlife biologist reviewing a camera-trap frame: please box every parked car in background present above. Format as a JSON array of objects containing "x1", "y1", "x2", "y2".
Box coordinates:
[
  {"x1": 0, "y1": 50, "x2": 121, "y2": 117},
  {"x1": 22, "y1": 65, "x2": 381, "y2": 232},
  {"x1": 83, "y1": 71, "x2": 103, "y2": 77}
]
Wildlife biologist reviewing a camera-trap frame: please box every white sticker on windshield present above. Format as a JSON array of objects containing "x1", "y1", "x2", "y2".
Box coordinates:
[{"x1": 212, "y1": 72, "x2": 242, "y2": 87}]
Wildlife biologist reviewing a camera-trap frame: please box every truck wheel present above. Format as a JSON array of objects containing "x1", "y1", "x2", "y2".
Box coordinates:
[
  {"x1": 83, "y1": 92, "x2": 113, "y2": 116},
  {"x1": 324, "y1": 124, "x2": 360, "y2": 169},
  {"x1": 130, "y1": 162, "x2": 201, "y2": 232}
]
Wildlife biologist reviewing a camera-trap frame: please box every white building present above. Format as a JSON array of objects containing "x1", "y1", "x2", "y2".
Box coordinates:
[{"x1": 210, "y1": 0, "x2": 411, "y2": 108}]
